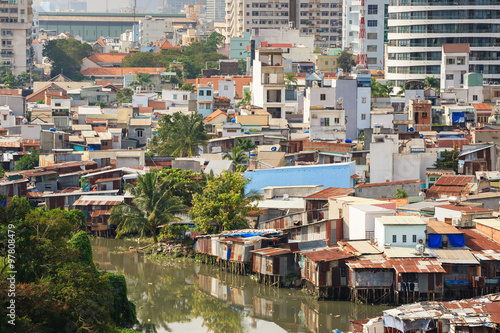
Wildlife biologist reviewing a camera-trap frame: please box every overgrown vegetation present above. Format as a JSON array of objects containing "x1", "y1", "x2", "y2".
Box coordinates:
[
  {"x1": 434, "y1": 146, "x2": 459, "y2": 174},
  {"x1": 0, "y1": 197, "x2": 138, "y2": 332},
  {"x1": 15, "y1": 148, "x2": 39, "y2": 171},
  {"x1": 43, "y1": 39, "x2": 94, "y2": 79}
]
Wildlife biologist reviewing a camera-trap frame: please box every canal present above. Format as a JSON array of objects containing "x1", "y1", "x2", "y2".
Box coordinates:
[{"x1": 92, "y1": 238, "x2": 389, "y2": 333}]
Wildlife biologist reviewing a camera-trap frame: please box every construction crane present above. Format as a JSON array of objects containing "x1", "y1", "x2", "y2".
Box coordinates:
[
  {"x1": 187, "y1": 0, "x2": 204, "y2": 23},
  {"x1": 356, "y1": 0, "x2": 368, "y2": 69}
]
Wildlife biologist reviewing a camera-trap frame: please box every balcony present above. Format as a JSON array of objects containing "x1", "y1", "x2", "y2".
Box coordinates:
[
  {"x1": 262, "y1": 73, "x2": 284, "y2": 85},
  {"x1": 0, "y1": 52, "x2": 13, "y2": 57}
]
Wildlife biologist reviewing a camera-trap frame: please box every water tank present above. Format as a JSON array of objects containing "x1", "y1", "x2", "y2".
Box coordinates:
[
  {"x1": 231, "y1": 118, "x2": 236, "y2": 123},
  {"x1": 345, "y1": 139, "x2": 352, "y2": 143},
  {"x1": 49, "y1": 128, "x2": 56, "y2": 132},
  {"x1": 304, "y1": 130, "x2": 309, "y2": 133},
  {"x1": 244, "y1": 131, "x2": 250, "y2": 134},
  {"x1": 419, "y1": 134, "x2": 424, "y2": 138}
]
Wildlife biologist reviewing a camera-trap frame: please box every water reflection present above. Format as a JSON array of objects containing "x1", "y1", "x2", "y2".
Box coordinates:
[{"x1": 92, "y1": 238, "x2": 388, "y2": 333}]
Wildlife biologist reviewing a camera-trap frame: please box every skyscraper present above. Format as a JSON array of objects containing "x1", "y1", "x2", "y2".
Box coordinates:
[
  {"x1": 386, "y1": 0, "x2": 500, "y2": 86},
  {"x1": 0, "y1": 0, "x2": 33, "y2": 75},
  {"x1": 207, "y1": 0, "x2": 226, "y2": 22}
]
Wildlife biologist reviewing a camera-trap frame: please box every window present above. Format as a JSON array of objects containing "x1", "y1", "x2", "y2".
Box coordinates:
[
  {"x1": 199, "y1": 90, "x2": 204, "y2": 96},
  {"x1": 173, "y1": 94, "x2": 177, "y2": 100},
  {"x1": 361, "y1": 97, "x2": 367, "y2": 103},
  {"x1": 183, "y1": 95, "x2": 188, "y2": 100},
  {"x1": 207, "y1": 90, "x2": 212, "y2": 96},
  {"x1": 315, "y1": 226, "x2": 320, "y2": 234},
  {"x1": 55, "y1": 102, "x2": 61, "y2": 107},
  {"x1": 58, "y1": 135, "x2": 63, "y2": 140},
  {"x1": 368, "y1": 5, "x2": 378, "y2": 14},
  {"x1": 403, "y1": 235, "x2": 407, "y2": 243},
  {"x1": 224, "y1": 85, "x2": 228, "y2": 90},
  {"x1": 367, "y1": 45, "x2": 377, "y2": 52},
  {"x1": 367, "y1": 33, "x2": 377, "y2": 39},
  {"x1": 446, "y1": 58, "x2": 455, "y2": 65},
  {"x1": 136, "y1": 129, "x2": 143, "y2": 137},
  {"x1": 102, "y1": 141, "x2": 108, "y2": 146},
  {"x1": 446, "y1": 74, "x2": 453, "y2": 80},
  {"x1": 325, "y1": 61, "x2": 328, "y2": 65},
  {"x1": 334, "y1": 117, "x2": 340, "y2": 124},
  {"x1": 367, "y1": 20, "x2": 377, "y2": 27},
  {"x1": 473, "y1": 95, "x2": 478, "y2": 101},
  {"x1": 392, "y1": 235, "x2": 397, "y2": 243},
  {"x1": 368, "y1": 57, "x2": 377, "y2": 64},
  {"x1": 361, "y1": 114, "x2": 366, "y2": 120},
  {"x1": 113, "y1": 136, "x2": 119, "y2": 143},
  {"x1": 320, "y1": 94, "x2": 326, "y2": 100},
  {"x1": 412, "y1": 235, "x2": 417, "y2": 243}
]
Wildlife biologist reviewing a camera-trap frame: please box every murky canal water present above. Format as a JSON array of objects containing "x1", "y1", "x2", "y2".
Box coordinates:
[{"x1": 92, "y1": 238, "x2": 389, "y2": 333}]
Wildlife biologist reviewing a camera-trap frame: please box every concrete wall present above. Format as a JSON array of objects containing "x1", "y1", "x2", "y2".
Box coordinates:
[
  {"x1": 245, "y1": 162, "x2": 355, "y2": 194},
  {"x1": 0, "y1": 95, "x2": 25, "y2": 117},
  {"x1": 355, "y1": 182, "x2": 420, "y2": 199},
  {"x1": 171, "y1": 160, "x2": 201, "y2": 173},
  {"x1": 434, "y1": 207, "x2": 462, "y2": 222},
  {"x1": 335, "y1": 79, "x2": 358, "y2": 139},
  {"x1": 369, "y1": 139, "x2": 394, "y2": 183},
  {"x1": 393, "y1": 153, "x2": 437, "y2": 183},
  {"x1": 374, "y1": 220, "x2": 426, "y2": 247}
]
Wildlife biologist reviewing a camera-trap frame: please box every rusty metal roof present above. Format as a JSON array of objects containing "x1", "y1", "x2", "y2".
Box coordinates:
[
  {"x1": 73, "y1": 195, "x2": 125, "y2": 207},
  {"x1": 346, "y1": 259, "x2": 391, "y2": 269},
  {"x1": 251, "y1": 247, "x2": 291, "y2": 256},
  {"x1": 426, "y1": 220, "x2": 463, "y2": 234},
  {"x1": 91, "y1": 209, "x2": 111, "y2": 217},
  {"x1": 95, "y1": 177, "x2": 122, "y2": 184},
  {"x1": 463, "y1": 229, "x2": 500, "y2": 261},
  {"x1": 434, "y1": 175, "x2": 474, "y2": 186},
  {"x1": 389, "y1": 258, "x2": 446, "y2": 273},
  {"x1": 305, "y1": 187, "x2": 354, "y2": 199},
  {"x1": 302, "y1": 247, "x2": 354, "y2": 262},
  {"x1": 24, "y1": 170, "x2": 58, "y2": 177},
  {"x1": 436, "y1": 204, "x2": 492, "y2": 213}
]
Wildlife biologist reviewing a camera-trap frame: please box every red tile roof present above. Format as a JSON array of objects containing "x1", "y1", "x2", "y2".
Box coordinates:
[
  {"x1": 305, "y1": 187, "x2": 354, "y2": 199},
  {"x1": 160, "y1": 39, "x2": 174, "y2": 50},
  {"x1": 80, "y1": 67, "x2": 165, "y2": 76},
  {"x1": 204, "y1": 109, "x2": 227, "y2": 122},
  {"x1": 148, "y1": 100, "x2": 166, "y2": 109},
  {"x1": 96, "y1": 37, "x2": 107, "y2": 46},
  {"x1": 93, "y1": 127, "x2": 108, "y2": 133},
  {"x1": 472, "y1": 103, "x2": 492, "y2": 111},
  {"x1": 0, "y1": 89, "x2": 22, "y2": 96},
  {"x1": 138, "y1": 106, "x2": 153, "y2": 114},
  {"x1": 355, "y1": 179, "x2": 420, "y2": 188},
  {"x1": 86, "y1": 53, "x2": 128, "y2": 63},
  {"x1": 302, "y1": 247, "x2": 354, "y2": 262}
]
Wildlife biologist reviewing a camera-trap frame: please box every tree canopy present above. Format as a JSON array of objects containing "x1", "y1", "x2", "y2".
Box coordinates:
[
  {"x1": 43, "y1": 39, "x2": 94, "y2": 79},
  {"x1": 15, "y1": 148, "x2": 39, "y2": 171},
  {"x1": 116, "y1": 87, "x2": 134, "y2": 104},
  {"x1": 121, "y1": 42, "x2": 226, "y2": 79},
  {"x1": 337, "y1": 50, "x2": 356, "y2": 73},
  {"x1": 190, "y1": 172, "x2": 254, "y2": 233},
  {"x1": 371, "y1": 78, "x2": 394, "y2": 97},
  {"x1": 0, "y1": 197, "x2": 138, "y2": 332},
  {"x1": 150, "y1": 112, "x2": 210, "y2": 157},
  {"x1": 205, "y1": 32, "x2": 225, "y2": 52},
  {"x1": 434, "y1": 146, "x2": 459, "y2": 174}
]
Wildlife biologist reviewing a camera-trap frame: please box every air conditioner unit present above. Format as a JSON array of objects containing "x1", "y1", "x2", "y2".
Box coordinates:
[{"x1": 452, "y1": 217, "x2": 461, "y2": 226}]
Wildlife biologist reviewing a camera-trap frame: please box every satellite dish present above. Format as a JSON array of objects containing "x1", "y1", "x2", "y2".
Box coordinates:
[{"x1": 416, "y1": 240, "x2": 426, "y2": 255}]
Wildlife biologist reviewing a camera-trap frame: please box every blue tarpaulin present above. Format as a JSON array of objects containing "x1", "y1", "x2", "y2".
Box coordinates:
[
  {"x1": 448, "y1": 233, "x2": 465, "y2": 247},
  {"x1": 428, "y1": 234, "x2": 442, "y2": 248},
  {"x1": 452, "y1": 112, "x2": 465, "y2": 123},
  {"x1": 445, "y1": 280, "x2": 469, "y2": 285}
]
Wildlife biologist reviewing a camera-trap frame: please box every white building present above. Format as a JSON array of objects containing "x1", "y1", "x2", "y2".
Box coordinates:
[
  {"x1": 386, "y1": 1, "x2": 500, "y2": 85},
  {"x1": 303, "y1": 86, "x2": 336, "y2": 123},
  {"x1": 309, "y1": 107, "x2": 346, "y2": 141},
  {"x1": 1, "y1": 0, "x2": 33, "y2": 75},
  {"x1": 218, "y1": 78, "x2": 236, "y2": 104},
  {"x1": 348, "y1": 204, "x2": 395, "y2": 241},
  {"x1": 374, "y1": 216, "x2": 427, "y2": 249},
  {"x1": 226, "y1": 0, "x2": 342, "y2": 49},
  {"x1": 252, "y1": 48, "x2": 286, "y2": 119},
  {"x1": 162, "y1": 89, "x2": 196, "y2": 107},
  {"x1": 343, "y1": 0, "x2": 388, "y2": 69},
  {"x1": 369, "y1": 133, "x2": 399, "y2": 183},
  {"x1": 138, "y1": 17, "x2": 174, "y2": 44}
]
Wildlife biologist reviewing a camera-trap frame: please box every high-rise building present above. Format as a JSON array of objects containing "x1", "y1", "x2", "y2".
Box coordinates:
[
  {"x1": 225, "y1": 0, "x2": 342, "y2": 50},
  {"x1": 0, "y1": 0, "x2": 33, "y2": 75},
  {"x1": 386, "y1": 0, "x2": 500, "y2": 86},
  {"x1": 343, "y1": 0, "x2": 388, "y2": 69},
  {"x1": 207, "y1": 0, "x2": 226, "y2": 22}
]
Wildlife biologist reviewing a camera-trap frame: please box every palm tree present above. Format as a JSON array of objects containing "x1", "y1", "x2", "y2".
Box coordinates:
[
  {"x1": 110, "y1": 172, "x2": 185, "y2": 244},
  {"x1": 424, "y1": 76, "x2": 440, "y2": 89},
  {"x1": 237, "y1": 90, "x2": 251, "y2": 107},
  {"x1": 131, "y1": 73, "x2": 153, "y2": 91},
  {"x1": 153, "y1": 112, "x2": 210, "y2": 157},
  {"x1": 223, "y1": 146, "x2": 248, "y2": 165},
  {"x1": 285, "y1": 73, "x2": 298, "y2": 90}
]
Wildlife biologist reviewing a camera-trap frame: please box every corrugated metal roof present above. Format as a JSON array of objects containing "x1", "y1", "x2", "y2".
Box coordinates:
[
  {"x1": 463, "y1": 229, "x2": 500, "y2": 261},
  {"x1": 73, "y1": 124, "x2": 92, "y2": 131},
  {"x1": 305, "y1": 187, "x2": 354, "y2": 199},
  {"x1": 81, "y1": 130, "x2": 97, "y2": 138},
  {"x1": 251, "y1": 247, "x2": 291, "y2": 256},
  {"x1": 86, "y1": 137, "x2": 102, "y2": 145},
  {"x1": 376, "y1": 216, "x2": 426, "y2": 225},
  {"x1": 355, "y1": 179, "x2": 420, "y2": 188},
  {"x1": 95, "y1": 177, "x2": 122, "y2": 184},
  {"x1": 474, "y1": 219, "x2": 500, "y2": 231},
  {"x1": 302, "y1": 247, "x2": 354, "y2": 262},
  {"x1": 426, "y1": 220, "x2": 463, "y2": 234},
  {"x1": 389, "y1": 258, "x2": 446, "y2": 273},
  {"x1": 97, "y1": 132, "x2": 112, "y2": 140},
  {"x1": 434, "y1": 175, "x2": 474, "y2": 186},
  {"x1": 73, "y1": 195, "x2": 125, "y2": 206},
  {"x1": 68, "y1": 135, "x2": 84, "y2": 142},
  {"x1": 436, "y1": 204, "x2": 492, "y2": 213},
  {"x1": 344, "y1": 240, "x2": 382, "y2": 254},
  {"x1": 431, "y1": 249, "x2": 479, "y2": 264},
  {"x1": 129, "y1": 118, "x2": 152, "y2": 126},
  {"x1": 91, "y1": 209, "x2": 111, "y2": 217},
  {"x1": 383, "y1": 246, "x2": 435, "y2": 258}
]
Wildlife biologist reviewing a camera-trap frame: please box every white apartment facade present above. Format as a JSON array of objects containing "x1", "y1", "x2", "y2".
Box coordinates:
[
  {"x1": 386, "y1": 0, "x2": 500, "y2": 86},
  {"x1": 343, "y1": 0, "x2": 388, "y2": 69},
  {"x1": 138, "y1": 18, "x2": 174, "y2": 44},
  {"x1": 0, "y1": 0, "x2": 33, "y2": 75},
  {"x1": 226, "y1": 0, "x2": 342, "y2": 50}
]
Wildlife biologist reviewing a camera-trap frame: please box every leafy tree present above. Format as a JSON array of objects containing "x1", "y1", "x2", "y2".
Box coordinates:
[
  {"x1": 1, "y1": 72, "x2": 18, "y2": 88},
  {"x1": 69, "y1": 231, "x2": 94, "y2": 266},
  {"x1": 116, "y1": 87, "x2": 134, "y2": 104},
  {"x1": 191, "y1": 171, "x2": 254, "y2": 233},
  {"x1": 237, "y1": 90, "x2": 251, "y2": 107},
  {"x1": 424, "y1": 76, "x2": 440, "y2": 90},
  {"x1": 160, "y1": 224, "x2": 189, "y2": 241},
  {"x1": 159, "y1": 168, "x2": 205, "y2": 207},
  {"x1": 191, "y1": 291, "x2": 244, "y2": 333},
  {"x1": 36, "y1": 99, "x2": 44, "y2": 104},
  {"x1": 371, "y1": 78, "x2": 394, "y2": 97},
  {"x1": 95, "y1": 100, "x2": 107, "y2": 107},
  {"x1": 16, "y1": 72, "x2": 31, "y2": 86},
  {"x1": 110, "y1": 172, "x2": 186, "y2": 243},
  {"x1": 205, "y1": 32, "x2": 225, "y2": 52},
  {"x1": 15, "y1": 148, "x2": 39, "y2": 171},
  {"x1": 131, "y1": 73, "x2": 153, "y2": 91},
  {"x1": 223, "y1": 146, "x2": 248, "y2": 165},
  {"x1": 179, "y1": 83, "x2": 195, "y2": 92},
  {"x1": 337, "y1": 50, "x2": 356, "y2": 73},
  {"x1": 43, "y1": 39, "x2": 94, "y2": 78},
  {"x1": 238, "y1": 59, "x2": 247, "y2": 75},
  {"x1": 151, "y1": 112, "x2": 209, "y2": 157},
  {"x1": 434, "y1": 146, "x2": 459, "y2": 174},
  {"x1": 121, "y1": 52, "x2": 159, "y2": 67},
  {"x1": 285, "y1": 73, "x2": 298, "y2": 90},
  {"x1": 394, "y1": 189, "x2": 408, "y2": 198},
  {"x1": 235, "y1": 137, "x2": 256, "y2": 152}
]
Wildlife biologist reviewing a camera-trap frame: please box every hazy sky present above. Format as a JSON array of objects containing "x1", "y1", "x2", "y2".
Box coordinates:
[{"x1": 33, "y1": 0, "x2": 161, "y2": 14}]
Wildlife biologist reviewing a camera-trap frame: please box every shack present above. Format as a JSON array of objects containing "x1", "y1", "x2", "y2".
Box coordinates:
[
  {"x1": 299, "y1": 247, "x2": 353, "y2": 299},
  {"x1": 251, "y1": 247, "x2": 297, "y2": 286}
]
